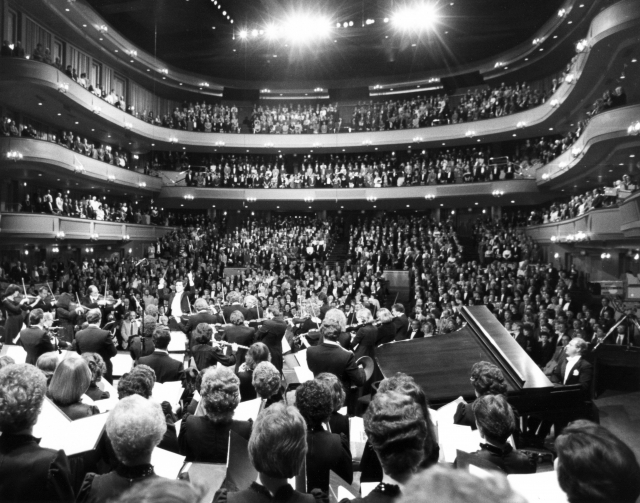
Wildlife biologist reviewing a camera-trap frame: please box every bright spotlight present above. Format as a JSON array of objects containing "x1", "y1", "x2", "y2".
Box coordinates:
[
  {"x1": 336, "y1": 22, "x2": 341, "y2": 28},
  {"x1": 251, "y1": 29, "x2": 259, "y2": 37},
  {"x1": 265, "y1": 24, "x2": 280, "y2": 39},
  {"x1": 282, "y1": 13, "x2": 332, "y2": 43},
  {"x1": 348, "y1": 20, "x2": 354, "y2": 26},
  {"x1": 392, "y1": 3, "x2": 439, "y2": 31},
  {"x1": 343, "y1": 21, "x2": 348, "y2": 28},
  {"x1": 239, "y1": 29, "x2": 248, "y2": 39}
]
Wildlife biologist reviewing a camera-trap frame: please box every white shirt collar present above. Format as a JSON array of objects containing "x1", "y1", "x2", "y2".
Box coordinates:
[{"x1": 324, "y1": 339, "x2": 340, "y2": 346}]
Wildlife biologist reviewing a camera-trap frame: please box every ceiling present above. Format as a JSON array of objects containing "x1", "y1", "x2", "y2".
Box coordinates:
[{"x1": 87, "y1": 0, "x2": 566, "y2": 82}]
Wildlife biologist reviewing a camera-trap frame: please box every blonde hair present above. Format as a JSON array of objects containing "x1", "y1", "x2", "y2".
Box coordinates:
[{"x1": 48, "y1": 357, "x2": 91, "y2": 406}]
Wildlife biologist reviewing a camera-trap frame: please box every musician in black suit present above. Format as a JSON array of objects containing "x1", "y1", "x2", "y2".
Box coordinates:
[
  {"x1": 407, "y1": 320, "x2": 425, "y2": 340},
  {"x1": 29, "y1": 287, "x2": 56, "y2": 316},
  {"x1": 255, "y1": 306, "x2": 287, "y2": 372},
  {"x1": 375, "y1": 308, "x2": 396, "y2": 345},
  {"x1": 137, "y1": 327, "x2": 183, "y2": 383},
  {"x1": 0, "y1": 364, "x2": 75, "y2": 502},
  {"x1": 551, "y1": 337, "x2": 593, "y2": 397},
  {"x1": 391, "y1": 303, "x2": 409, "y2": 341},
  {"x1": 74, "y1": 309, "x2": 118, "y2": 383},
  {"x1": 80, "y1": 285, "x2": 115, "y2": 327},
  {"x1": 178, "y1": 298, "x2": 221, "y2": 348},
  {"x1": 222, "y1": 311, "x2": 255, "y2": 372},
  {"x1": 307, "y1": 320, "x2": 366, "y2": 392},
  {"x1": 222, "y1": 292, "x2": 251, "y2": 322},
  {"x1": 19, "y1": 309, "x2": 56, "y2": 365}
]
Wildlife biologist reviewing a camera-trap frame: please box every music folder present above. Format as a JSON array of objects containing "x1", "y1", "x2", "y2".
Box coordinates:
[
  {"x1": 328, "y1": 470, "x2": 359, "y2": 503},
  {"x1": 226, "y1": 430, "x2": 258, "y2": 491}
]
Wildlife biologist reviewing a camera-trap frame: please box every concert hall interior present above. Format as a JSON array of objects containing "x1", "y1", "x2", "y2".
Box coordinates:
[{"x1": 2, "y1": 0, "x2": 640, "y2": 502}]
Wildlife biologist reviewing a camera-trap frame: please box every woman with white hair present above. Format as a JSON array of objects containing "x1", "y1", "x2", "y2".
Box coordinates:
[
  {"x1": 252, "y1": 361, "x2": 283, "y2": 408},
  {"x1": 0, "y1": 364, "x2": 74, "y2": 502},
  {"x1": 77, "y1": 395, "x2": 166, "y2": 503}
]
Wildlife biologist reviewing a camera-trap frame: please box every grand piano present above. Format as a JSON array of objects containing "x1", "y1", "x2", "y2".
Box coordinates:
[{"x1": 375, "y1": 306, "x2": 591, "y2": 422}]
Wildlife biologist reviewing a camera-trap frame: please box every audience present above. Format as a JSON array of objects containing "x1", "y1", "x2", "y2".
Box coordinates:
[{"x1": 47, "y1": 356, "x2": 100, "y2": 420}]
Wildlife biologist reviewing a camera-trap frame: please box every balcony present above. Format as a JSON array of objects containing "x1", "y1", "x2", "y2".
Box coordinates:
[
  {"x1": 157, "y1": 179, "x2": 546, "y2": 211},
  {"x1": 0, "y1": 137, "x2": 162, "y2": 194},
  {"x1": 1, "y1": 0, "x2": 639, "y2": 152},
  {"x1": 0, "y1": 213, "x2": 174, "y2": 242}
]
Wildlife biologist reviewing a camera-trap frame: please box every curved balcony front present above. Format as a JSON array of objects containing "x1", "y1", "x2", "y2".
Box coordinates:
[
  {"x1": 0, "y1": 213, "x2": 174, "y2": 243},
  {"x1": 0, "y1": 137, "x2": 162, "y2": 195},
  {"x1": 524, "y1": 207, "x2": 624, "y2": 244},
  {"x1": 1, "y1": 0, "x2": 639, "y2": 153},
  {"x1": 156, "y1": 179, "x2": 547, "y2": 211},
  {"x1": 536, "y1": 104, "x2": 640, "y2": 189}
]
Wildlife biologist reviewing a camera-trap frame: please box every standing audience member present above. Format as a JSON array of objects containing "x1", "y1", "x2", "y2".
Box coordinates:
[
  {"x1": 74, "y1": 308, "x2": 118, "y2": 383},
  {"x1": 0, "y1": 364, "x2": 75, "y2": 502}
]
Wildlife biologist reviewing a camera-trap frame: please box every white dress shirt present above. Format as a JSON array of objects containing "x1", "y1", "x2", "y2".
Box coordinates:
[
  {"x1": 171, "y1": 293, "x2": 183, "y2": 317},
  {"x1": 564, "y1": 355, "x2": 581, "y2": 384}
]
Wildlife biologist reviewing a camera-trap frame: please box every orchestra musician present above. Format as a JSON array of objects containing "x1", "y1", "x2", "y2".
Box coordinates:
[
  {"x1": 18, "y1": 309, "x2": 58, "y2": 364},
  {"x1": 255, "y1": 305, "x2": 287, "y2": 373},
  {"x1": 222, "y1": 311, "x2": 255, "y2": 372},
  {"x1": 178, "y1": 298, "x2": 222, "y2": 349},
  {"x1": 2, "y1": 284, "x2": 38, "y2": 345},
  {"x1": 392, "y1": 303, "x2": 409, "y2": 341},
  {"x1": 30, "y1": 286, "x2": 56, "y2": 315},
  {"x1": 80, "y1": 285, "x2": 118, "y2": 327},
  {"x1": 55, "y1": 292, "x2": 81, "y2": 346},
  {"x1": 222, "y1": 292, "x2": 251, "y2": 321},
  {"x1": 375, "y1": 308, "x2": 396, "y2": 345},
  {"x1": 74, "y1": 308, "x2": 118, "y2": 383}
]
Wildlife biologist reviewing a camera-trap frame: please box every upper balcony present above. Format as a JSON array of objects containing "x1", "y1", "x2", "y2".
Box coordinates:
[
  {"x1": 1, "y1": 0, "x2": 639, "y2": 153},
  {"x1": 0, "y1": 137, "x2": 161, "y2": 196}
]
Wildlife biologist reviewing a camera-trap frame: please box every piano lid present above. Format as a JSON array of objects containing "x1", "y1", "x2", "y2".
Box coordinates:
[{"x1": 375, "y1": 306, "x2": 553, "y2": 405}]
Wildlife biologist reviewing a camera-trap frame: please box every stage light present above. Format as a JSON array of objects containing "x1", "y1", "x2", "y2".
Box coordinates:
[
  {"x1": 239, "y1": 29, "x2": 248, "y2": 39},
  {"x1": 392, "y1": 3, "x2": 438, "y2": 31},
  {"x1": 251, "y1": 29, "x2": 259, "y2": 37},
  {"x1": 265, "y1": 24, "x2": 280, "y2": 39},
  {"x1": 281, "y1": 13, "x2": 332, "y2": 42},
  {"x1": 348, "y1": 21, "x2": 354, "y2": 26}
]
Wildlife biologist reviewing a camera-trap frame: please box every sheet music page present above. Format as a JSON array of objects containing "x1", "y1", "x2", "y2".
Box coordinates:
[
  {"x1": 508, "y1": 470, "x2": 568, "y2": 503},
  {"x1": 295, "y1": 349, "x2": 308, "y2": 368},
  {"x1": 294, "y1": 366, "x2": 314, "y2": 383},
  {"x1": 39, "y1": 412, "x2": 108, "y2": 456},
  {"x1": 1, "y1": 345, "x2": 27, "y2": 364},
  {"x1": 360, "y1": 482, "x2": 378, "y2": 498},
  {"x1": 349, "y1": 416, "x2": 367, "y2": 462},
  {"x1": 112, "y1": 353, "x2": 133, "y2": 377},
  {"x1": 438, "y1": 424, "x2": 480, "y2": 463},
  {"x1": 434, "y1": 396, "x2": 465, "y2": 426},
  {"x1": 152, "y1": 381, "x2": 184, "y2": 411},
  {"x1": 281, "y1": 336, "x2": 291, "y2": 354},
  {"x1": 33, "y1": 397, "x2": 71, "y2": 440},
  {"x1": 233, "y1": 398, "x2": 262, "y2": 422},
  {"x1": 151, "y1": 447, "x2": 186, "y2": 480},
  {"x1": 168, "y1": 331, "x2": 187, "y2": 352},
  {"x1": 337, "y1": 486, "x2": 356, "y2": 500}
]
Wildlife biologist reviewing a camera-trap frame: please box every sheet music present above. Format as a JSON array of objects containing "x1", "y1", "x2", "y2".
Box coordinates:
[
  {"x1": 168, "y1": 331, "x2": 187, "y2": 352},
  {"x1": 337, "y1": 486, "x2": 356, "y2": 500},
  {"x1": 433, "y1": 396, "x2": 465, "y2": 426},
  {"x1": 349, "y1": 416, "x2": 367, "y2": 462},
  {"x1": 438, "y1": 424, "x2": 481, "y2": 463},
  {"x1": 151, "y1": 447, "x2": 186, "y2": 480},
  {"x1": 1, "y1": 344, "x2": 27, "y2": 364},
  {"x1": 151, "y1": 381, "x2": 184, "y2": 411},
  {"x1": 34, "y1": 399, "x2": 107, "y2": 456},
  {"x1": 360, "y1": 482, "x2": 378, "y2": 498},
  {"x1": 112, "y1": 353, "x2": 133, "y2": 377},
  {"x1": 508, "y1": 470, "x2": 568, "y2": 503},
  {"x1": 295, "y1": 349, "x2": 308, "y2": 368},
  {"x1": 293, "y1": 366, "x2": 314, "y2": 383},
  {"x1": 281, "y1": 336, "x2": 291, "y2": 354},
  {"x1": 233, "y1": 398, "x2": 262, "y2": 422}
]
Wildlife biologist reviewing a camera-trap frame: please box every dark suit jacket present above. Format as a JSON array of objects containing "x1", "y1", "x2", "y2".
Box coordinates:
[
  {"x1": 470, "y1": 443, "x2": 536, "y2": 474},
  {"x1": 375, "y1": 321, "x2": 396, "y2": 346},
  {"x1": 222, "y1": 303, "x2": 250, "y2": 323},
  {"x1": 306, "y1": 428, "x2": 353, "y2": 494},
  {"x1": 19, "y1": 327, "x2": 55, "y2": 365},
  {"x1": 75, "y1": 326, "x2": 118, "y2": 381},
  {"x1": 223, "y1": 325, "x2": 256, "y2": 372},
  {"x1": 552, "y1": 357, "x2": 593, "y2": 397},
  {"x1": 214, "y1": 483, "x2": 324, "y2": 503},
  {"x1": 352, "y1": 325, "x2": 377, "y2": 361},
  {"x1": 407, "y1": 329, "x2": 425, "y2": 340},
  {"x1": 307, "y1": 343, "x2": 366, "y2": 390},
  {"x1": 256, "y1": 318, "x2": 287, "y2": 372},
  {"x1": 137, "y1": 351, "x2": 183, "y2": 383},
  {"x1": 179, "y1": 311, "x2": 222, "y2": 347},
  {"x1": 0, "y1": 434, "x2": 74, "y2": 503},
  {"x1": 178, "y1": 415, "x2": 252, "y2": 463},
  {"x1": 77, "y1": 468, "x2": 160, "y2": 503},
  {"x1": 393, "y1": 315, "x2": 409, "y2": 341}
]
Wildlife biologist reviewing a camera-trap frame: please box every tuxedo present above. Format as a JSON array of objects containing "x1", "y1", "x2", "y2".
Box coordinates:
[
  {"x1": 552, "y1": 356, "x2": 593, "y2": 397},
  {"x1": 393, "y1": 314, "x2": 409, "y2": 341},
  {"x1": 255, "y1": 317, "x2": 287, "y2": 372},
  {"x1": 407, "y1": 328, "x2": 424, "y2": 340},
  {"x1": 137, "y1": 350, "x2": 183, "y2": 383},
  {"x1": 307, "y1": 342, "x2": 366, "y2": 390},
  {"x1": 19, "y1": 326, "x2": 55, "y2": 365},
  {"x1": 74, "y1": 325, "x2": 118, "y2": 382},
  {"x1": 165, "y1": 289, "x2": 195, "y2": 317}
]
